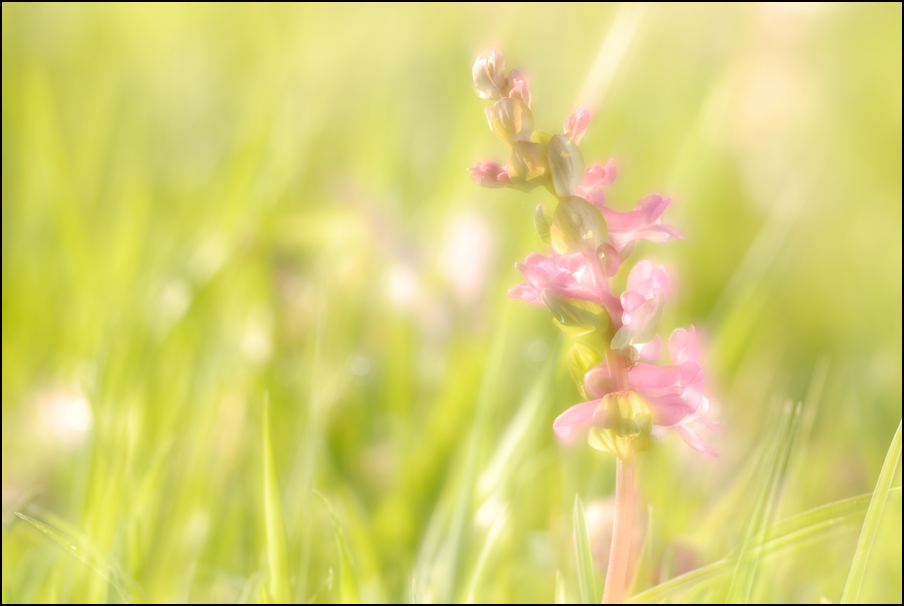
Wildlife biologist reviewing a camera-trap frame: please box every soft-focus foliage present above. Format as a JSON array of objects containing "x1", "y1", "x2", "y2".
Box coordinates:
[{"x1": 2, "y1": 3, "x2": 901, "y2": 603}]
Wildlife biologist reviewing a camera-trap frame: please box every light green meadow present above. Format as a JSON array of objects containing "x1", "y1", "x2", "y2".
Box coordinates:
[{"x1": 2, "y1": 3, "x2": 901, "y2": 604}]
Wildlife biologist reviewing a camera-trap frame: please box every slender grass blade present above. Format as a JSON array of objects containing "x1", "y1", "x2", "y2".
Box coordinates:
[
  {"x1": 555, "y1": 569, "x2": 567, "y2": 604},
  {"x1": 841, "y1": 420, "x2": 902, "y2": 604},
  {"x1": 574, "y1": 494, "x2": 599, "y2": 604},
  {"x1": 314, "y1": 491, "x2": 361, "y2": 604},
  {"x1": 628, "y1": 487, "x2": 902, "y2": 604},
  {"x1": 262, "y1": 396, "x2": 290, "y2": 603},
  {"x1": 15, "y1": 512, "x2": 137, "y2": 603}
]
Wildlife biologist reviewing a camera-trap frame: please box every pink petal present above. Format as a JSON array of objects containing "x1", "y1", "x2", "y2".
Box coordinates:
[
  {"x1": 468, "y1": 161, "x2": 509, "y2": 188},
  {"x1": 583, "y1": 188, "x2": 606, "y2": 211},
  {"x1": 636, "y1": 335, "x2": 661, "y2": 361},
  {"x1": 564, "y1": 107, "x2": 590, "y2": 143},
  {"x1": 575, "y1": 161, "x2": 616, "y2": 204},
  {"x1": 508, "y1": 282, "x2": 541, "y2": 304},
  {"x1": 553, "y1": 399, "x2": 602, "y2": 439},
  {"x1": 627, "y1": 261, "x2": 670, "y2": 300},
  {"x1": 675, "y1": 424, "x2": 718, "y2": 457},
  {"x1": 668, "y1": 325, "x2": 698, "y2": 364},
  {"x1": 508, "y1": 69, "x2": 530, "y2": 106},
  {"x1": 513, "y1": 251, "x2": 621, "y2": 317},
  {"x1": 581, "y1": 160, "x2": 617, "y2": 189},
  {"x1": 620, "y1": 291, "x2": 648, "y2": 318},
  {"x1": 601, "y1": 195, "x2": 683, "y2": 253}
]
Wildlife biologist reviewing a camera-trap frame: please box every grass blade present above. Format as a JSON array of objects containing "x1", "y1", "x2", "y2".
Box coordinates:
[
  {"x1": 574, "y1": 494, "x2": 599, "y2": 604},
  {"x1": 726, "y1": 400, "x2": 800, "y2": 603},
  {"x1": 627, "y1": 505, "x2": 654, "y2": 598},
  {"x1": 314, "y1": 491, "x2": 361, "y2": 603},
  {"x1": 306, "y1": 568, "x2": 334, "y2": 604},
  {"x1": 14, "y1": 512, "x2": 137, "y2": 603},
  {"x1": 841, "y1": 420, "x2": 902, "y2": 604},
  {"x1": 263, "y1": 395, "x2": 290, "y2": 603},
  {"x1": 628, "y1": 487, "x2": 902, "y2": 604},
  {"x1": 555, "y1": 569, "x2": 567, "y2": 604},
  {"x1": 465, "y1": 503, "x2": 508, "y2": 603}
]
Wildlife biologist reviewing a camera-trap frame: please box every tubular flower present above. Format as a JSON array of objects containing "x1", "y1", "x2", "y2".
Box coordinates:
[
  {"x1": 469, "y1": 49, "x2": 714, "y2": 458},
  {"x1": 508, "y1": 250, "x2": 622, "y2": 319},
  {"x1": 468, "y1": 161, "x2": 511, "y2": 188},
  {"x1": 611, "y1": 260, "x2": 669, "y2": 350},
  {"x1": 598, "y1": 194, "x2": 683, "y2": 254},
  {"x1": 564, "y1": 107, "x2": 590, "y2": 143},
  {"x1": 575, "y1": 160, "x2": 617, "y2": 207}
]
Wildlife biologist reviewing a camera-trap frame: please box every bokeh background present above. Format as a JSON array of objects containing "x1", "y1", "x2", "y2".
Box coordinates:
[{"x1": 2, "y1": 3, "x2": 901, "y2": 603}]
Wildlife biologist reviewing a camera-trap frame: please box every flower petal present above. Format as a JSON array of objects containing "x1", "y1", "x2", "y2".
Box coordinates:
[
  {"x1": 674, "y1": 424, "x2": 718, "y2": 457},
  {"x1": 669, "y1": 325, "x2": 698, "y2": 365},
  {"x1": 563, "y1": 107, "x2": 590, "y2": 143},
  {"x1": 553, "y1": 399, "x2": 602, "y2": 439}
]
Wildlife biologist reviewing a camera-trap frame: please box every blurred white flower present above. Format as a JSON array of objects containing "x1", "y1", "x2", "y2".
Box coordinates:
[
  {"x1": 36, "y1": 387, "x2": 93, "y2": 448},
  {"x1": 438, "y1": 212, "x2": 494, "y2": 306}
]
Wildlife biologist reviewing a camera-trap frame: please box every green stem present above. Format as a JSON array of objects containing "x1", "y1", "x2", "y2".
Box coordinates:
[{"x1": 602, "y1": 456, "x2": 634, "y2": 604}]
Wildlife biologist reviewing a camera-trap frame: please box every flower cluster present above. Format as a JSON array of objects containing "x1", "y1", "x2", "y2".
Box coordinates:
[{"x1": 469, "y1": 49, "x2": 715, "y2": 458}]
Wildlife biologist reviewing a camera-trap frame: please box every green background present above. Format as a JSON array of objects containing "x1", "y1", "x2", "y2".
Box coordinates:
[{"x1": 2, "y1": 3, "x2": 901, "y2": 603}]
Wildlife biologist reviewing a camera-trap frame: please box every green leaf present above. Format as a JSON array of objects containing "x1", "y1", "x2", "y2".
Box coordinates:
[
  {"x1": 534, "y1": 204, "x2": 553, "y2": 246},
  {"x1": 314, "y1": 491, "x2": 361, "y2": 604},
  {"x1": 14, "y1": 512, "x2": 138, "y2": 604},
  {"x1": 262, "y1": 395, "x2": 291, "y2": 604},
  {"x1": 548, "y1": 134, "x2": 585, "y2": 197},
  {"x1": 555, "y1": 570, "x2": 567, "y2": 604},
  {"x1": 566, "y1": 341, "x2": 604, "y2": 397},
  {"x1": 841, "y1": 420, "x2": 902, "y2": 604},
  {"x1": 550, "y1": 196, "x2": 607, "y2": 255},
  {"x1": 573, "y1": 494, "x2": 599, "y2": 604}
]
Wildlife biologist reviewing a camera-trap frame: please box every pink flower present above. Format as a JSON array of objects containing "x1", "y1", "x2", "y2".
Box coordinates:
[
  {"x1": 564, "y1": 107, "x2": 590, "y2": 143},
  {"x1": 508, "y1": 69, "x2": 530, "y2": 106},
  {"x1": 472, "y1": 49, "x2": 508, "y2": 99},
  {"x1": 508, "y1": 250, "x2": 621, "y2": 318},
  {"x1": 468, "y1": 161, "x2": 511, "y2": 188},
  {"x1": 599, "y1": 194, "x2": 683, "y2": 253},
  {"x1": 612, "y1": 261, "x2": 669, "y2": 348},
  {"x1": 555, "y1": 326, "x2": 716, "y2": 456},
  {"x1": 575, "y1": 160, "x2": 617, "y2": 207}
]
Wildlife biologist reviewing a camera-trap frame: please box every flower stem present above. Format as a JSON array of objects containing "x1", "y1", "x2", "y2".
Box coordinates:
[{"x1": 602, "y1": 456, "x2": 634, "y2": 604}]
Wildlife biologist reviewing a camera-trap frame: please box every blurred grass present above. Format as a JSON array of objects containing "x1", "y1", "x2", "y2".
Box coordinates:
[{"x1": 1, "y1": 3, "x2": 901, "y2": 604}]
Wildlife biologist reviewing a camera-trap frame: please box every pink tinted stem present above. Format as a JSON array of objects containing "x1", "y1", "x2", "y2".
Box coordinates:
[{"x1": 602, "y1": 456, "x2": 634, "y2": 604}]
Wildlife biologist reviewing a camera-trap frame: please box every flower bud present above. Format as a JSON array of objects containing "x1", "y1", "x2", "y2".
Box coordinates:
[
  {"x1": 468, "y1": 161, "x2": 510, "y2": 188},
  {"x1": 564, "y1": 107, "x2": 590, "y2": 143},
  {"x1": 549, "y1": 196, "x2": 608, "y2": 255},
  {"x1": 548, "y1": 134, "x2": 585, "y2": 197},
  {"x1": 486, "y1": 98, "x2": 533, "y2": 148},
  {"x1": 507, "y1": 141, "x2": 549, "y2": 192},
  {"x1": 534, "y1": 204, "x2": 553, "y2": 246},
  {"x1": 587, "y1": 391, "x2": 653, "y2": 459},
  {"x1": 539, "y1": 290, "x2": 607, "y2": 336},
  {"x1": 472, "y1": 49, "x2": 507, "y2": 99},
  {"x1": 566, "y1": 341, "x2": 604, "y2": 397},
  {"x1": 508, "y1": 69, "x2": 530, "y2": 106}
]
